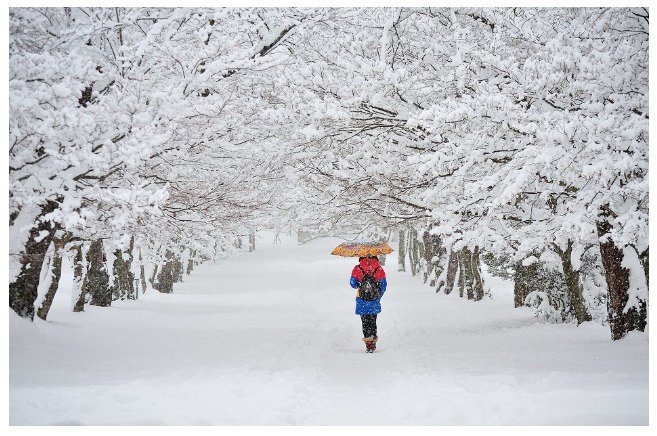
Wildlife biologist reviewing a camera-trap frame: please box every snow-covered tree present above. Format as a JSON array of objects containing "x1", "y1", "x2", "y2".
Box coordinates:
[
  {"x1": 276, "y1": 7, "x2": 648, "y2": 338},
  {"x1": 9, "y1": 7, "x2": 648, "y2": 340}
]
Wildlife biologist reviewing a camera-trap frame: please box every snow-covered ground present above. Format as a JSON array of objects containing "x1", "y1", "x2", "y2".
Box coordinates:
[{"x1": 9, "y1": 233, "x2": 648, "y2": 425}]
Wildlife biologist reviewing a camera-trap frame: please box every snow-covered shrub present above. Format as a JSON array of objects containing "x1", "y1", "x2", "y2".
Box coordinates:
[
  {"x1": 579, "y1": 251, "x2": 609, "y2": 325},
  {"x1": 481, "y1": 252, "x2": 514, "y2": 280},
  {"x1": 522, "y1": 263, "x2": 575, "y2": 323},
  {"x1": 525, "y1": 291, "x2": 571, "y2": 324}
]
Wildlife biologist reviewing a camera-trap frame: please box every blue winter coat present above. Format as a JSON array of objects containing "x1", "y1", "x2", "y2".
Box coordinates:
[{"x1": 350, "y1": 257, "x2": 387, "y2": 315}]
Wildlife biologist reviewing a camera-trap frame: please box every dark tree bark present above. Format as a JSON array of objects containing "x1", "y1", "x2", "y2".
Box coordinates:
[
  {"x1": 173, "y1": 256, "x2": 183, "y2": 283},
  {"x1": 186, "y1": 249, "x2": 195, "y2": 275},
  {"x1": 126, "y1": 236, "x2": 136, "y2": 299},
  {"x1": 249, "y1": 232, "x2": 256, "y2": 252},
  {"x1": 155, "y1": 250, "x2": 176, "y2": 293},
  {"x1": 138, "y1": 245, "x2": 147, "y2": 295},
  {"x1": 513, "y1": 261, "x2": 533, "y2": 308},
  {"x1": 88, "y1": 239, "x2": 111, "y2": 307},
  {"x1": 111, "y1": 248, "x2": 134, "y2": 301},
  {"x1": 554, "y1": 240, "x2": 591, "y2": 325},
  {"x1": 422, "y1": 231, "x2": 433, "y2": 284},
  {"x1": 443, "y1": 247, "x2": 485, "y2": 301},
  {"x1": 149, "y1": 263, "x2": 159, "y2": 290},
  {"x1": 409, "y1": 229, "x2": 419, "y2": 276},
  {"x1": 430, "y1": 235, "x2": 446, "y2": 288},
  {"x1": 72, "y1": 244, "x2": 88, "y2": 312},
  {"x1": 457, "y1": 254, "x2": 465, "y2": 298},
  {"x1": 638, "y1": 247, "x2": 648, "y2": 290},
  {"x1": 35, "y1": 241, "x2": 63, "y2": 321},
  {"x1": 471, "y1": 246, "x2": 485, "y2": 301},
  {"x1": 9, "y1": 207, "x2": 20, "y2": 227},
  {"x1": 442, "y1": 250, "x2": 459, "y2": 295},
  {"x1": 597, "y1": 213, "x2": 647, "y2": 340},
  {"x1": 9, "y1": 200, "x2": 59, "y2": 320},
  {"x1": 111, "y1": 250, "x2": 125, "y2": 301},
  {"x1": 397, "y1": 229, "x2": 406, "y2": 272},
  {"x1": 458, "y1": 248, "x2": 475, "y2": 300}
]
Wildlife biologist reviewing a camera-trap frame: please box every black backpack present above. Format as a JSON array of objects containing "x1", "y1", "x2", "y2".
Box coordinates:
[{"x1": 358, "y1": 265, "x2": 381, "y2": 301}]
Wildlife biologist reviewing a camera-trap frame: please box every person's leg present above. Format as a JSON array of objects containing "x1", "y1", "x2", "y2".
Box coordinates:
[
  {"x1": 361, "y1": 314, "x2": 375, "y2": 338},
  {"x1": 361, "y1": 315, "x2": 375, "y2": 351},
  {"x1": 361, "y1": 315, "x2": 368, "y2": 338},
  {"x1": 361, "y1": 315, "x2": 378, "y2": 351}
]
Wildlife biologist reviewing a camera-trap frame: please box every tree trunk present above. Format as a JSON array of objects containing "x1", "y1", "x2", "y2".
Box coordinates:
[
  {"x1": 111, "y1": 248, "x2": 134, "y2": 301},
  {"x1": 597, "y1": 215, "x2": 648, "y2": 340},
  {"x1": 471, "y1": 246, "x2": 485, "y2": 301},
  {"x1": 126, "y1": 236, "x2": 136, "y2": 299},
  {"x1": 638, "y1": 247, "x2": 648, "y2": 290},
  {"x1": 155, "y1": 250, "x2": 176, "y2": 293},
  {"x1": 111, "y1": 250, "x2": 123, "y2": 301},
  {"x1": 555, "y1": 240, "x2": 591, "y2": 325},
  {"x1": 149, "y1": 263, "x2": 159, "y2": 290},
  {"x1": 513, "y1": 261, "x2": 532, "y2": 308},
  {"x1": 409, "y1": 228, "x2": 419, "y2": 276},
  {"x1": 417, "y1": 235, "x2": 425, "y2": 277},
  {"x1": 434, "y1": 239, "x2": 446, "y2": 288},
  {"x1": 443, "y1": 250, "x2": 459, "y2": 295},
  {"x1": 378, "y1": 235, "x2": 387, "y2": 266},
  {"x1": 457, "y1": 257, "x2": 465, "y2": 298},
  {"x1": 397, "y1": 229, "x2": 406, "y2": 272},
  {"x1": 249, "y1": 232, "x2": 256, "y2": 252},
  {"x1": 137, "y1": 245, "x2": 147, "y2": 295},
  {"x1": 88, "y1": 239, "x2": 111, "y2": 307},
  {"x1": 36, "y1": 241, "x2": 63, "y2": 321},
  {"x1": 459, "y1": 248, "x2": 475, "y2": 300},
  {"x1": 9, "y1": 200, "x2": 59, "y2": 320},
  {"x1": 186, "y1": 249, "x2": 196, "y2": 275},
  {"x1": 174, "y1": 256, "x2": 184, "y2": 283},
  {"x1": 422, "y1": 231, "x2": 433, "y2": 284},
  {"x1": 72, "y1": 244, "x2": 88, "y2": 312}
]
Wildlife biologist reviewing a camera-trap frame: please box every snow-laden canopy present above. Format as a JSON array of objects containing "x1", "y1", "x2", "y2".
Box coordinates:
[{"x1": 9, "y1": 7, "x2": 648, "y2": 338}]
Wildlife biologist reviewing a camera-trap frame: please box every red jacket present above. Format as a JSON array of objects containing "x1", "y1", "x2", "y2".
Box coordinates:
[{"x1": 351, "y1": 257, "x2": 386, "y2": 282}]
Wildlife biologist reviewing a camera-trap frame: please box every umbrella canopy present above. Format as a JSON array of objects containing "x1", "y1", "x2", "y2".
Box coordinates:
[{"x1": 331, "y1": 240, "x2": 394, "y2": 257}]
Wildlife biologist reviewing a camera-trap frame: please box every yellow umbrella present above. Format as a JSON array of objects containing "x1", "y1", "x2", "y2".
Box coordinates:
[{"x1": 331, "y1": 240, "x2": 394, "y2": 257}]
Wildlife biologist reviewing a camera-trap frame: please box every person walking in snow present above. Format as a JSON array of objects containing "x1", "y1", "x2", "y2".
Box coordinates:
[{"x1": 350, "y1": 255, "x2": 387, "y2": 353}]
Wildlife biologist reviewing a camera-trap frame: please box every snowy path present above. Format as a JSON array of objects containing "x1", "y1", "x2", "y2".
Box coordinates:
[{"x1": 10, "y1": 234, "x2": 648, "y2": 425}]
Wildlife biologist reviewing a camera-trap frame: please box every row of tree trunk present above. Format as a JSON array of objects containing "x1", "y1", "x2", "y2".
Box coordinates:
[
  {"x1": 397, "y1": 211, "x2": 648, "y2": 340},
  {"x1": 512, "y1": 215, "x2": 648, "y2": 339},
  {"x1": 397, "y1": 227, "x2": 484, "y2": 301},
  {"x1": 441, "y1": 247, "x2": 485, "y2": 301},
  {"x1": 9, "y1": 204, "x2": 203, "y2": 322},
  {"x1": 235, "y1": 232, "x2": 256, "y2": 252},
  {"x1": 9, "y1": 200, "x2": 60, "y2": 320}
]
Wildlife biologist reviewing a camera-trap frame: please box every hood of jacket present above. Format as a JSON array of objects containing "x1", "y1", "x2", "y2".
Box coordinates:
[{"x1": 359, "y1": 256, "x2": 380, "y2": 274}]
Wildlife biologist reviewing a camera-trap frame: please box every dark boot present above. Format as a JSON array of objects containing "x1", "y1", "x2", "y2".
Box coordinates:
[{"x1": 363, "y1": 337, "x2": 377, "y2": 353}]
